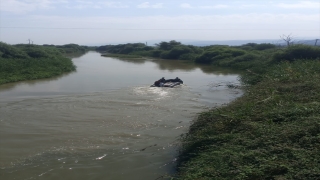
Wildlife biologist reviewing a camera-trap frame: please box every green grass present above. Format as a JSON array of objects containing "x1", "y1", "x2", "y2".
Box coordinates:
[
  {"x1": 0, "y1": 42, "x2": 77, "y2": 84},
  {"x1": 174, "y1": 57, "x2": 320, "y2": 179}
]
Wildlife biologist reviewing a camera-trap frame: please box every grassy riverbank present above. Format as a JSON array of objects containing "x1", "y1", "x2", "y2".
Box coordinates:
[
  {"x1": 96, "y1": 41, "x2": 283, "y2": 72},
  {"x1": 174, "y1": 45, "x2": 320, "y2": 179},
  {"x1": 0, "y1": 42, "x2": 79, "y2": 85},
  {"x1": 101, "y1": 53, "x2": 145, "y2": 59}
]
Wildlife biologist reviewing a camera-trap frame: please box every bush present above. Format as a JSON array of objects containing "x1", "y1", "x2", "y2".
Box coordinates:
[
  {"x1": 143, "y1": 46, "x2": 154, "y2": 51},
  {"x1": 216, "y1": 53, "x2": 265, "y2": 70},
  {"x1": 57, "y1": 44, "x2": 87, "y2": 53},
  {"x1": 131, "y1": 51, "x2": 153, "y2": 57},
  {"x1": 179, "y1": 53, "x2": 197, "y2": 60},
  {"x1": 25, "y1": 47, "x2": 50, "y2": 58},
  {"x1": 157, "y1": 40, "x2": 181, "y2": 50},
  {"x1": 233, "y1": 53, "x2": 260, "y2": 63},
  {"x1": 229, "y1": 49, "x2": 246, "y2": 57},
  {"x1": 273, "y1": 45, "x2": 320, "y2": 62},
  {"x1": 195, "y1": 51, "x2": 220, "y2": 64},
  {"x1": 195, "y1": 47, "x2": 246, "y2": 64},
  {"x1": 0, "y1": 43, "x2": 76, "y2": 84},
  {"x1": 160, "y1": 51, "x2": 170, "y2": 59},
  {"x1": 254, "y1": 43, "x2": 276, "y2": 50},
  {"x1": 96, "y1": 43, "x2": 149, "y2": 54},
  {"x1": 164, "y1": 46, "x2": 193, "y2": 59},
  {"x1": 150, "y1": 50, "x2": 163, "y2": 57},
  {"x1": 0, "y1": 42, "x2": 28, "y2": 59}
]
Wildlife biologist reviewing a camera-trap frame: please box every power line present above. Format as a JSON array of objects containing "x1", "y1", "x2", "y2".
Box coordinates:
[{"x1": 0, "y1": 27, "x2": 318, "y2": 31}]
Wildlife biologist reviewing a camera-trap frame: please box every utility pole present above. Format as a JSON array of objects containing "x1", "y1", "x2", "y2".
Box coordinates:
[
  {"x1": 315, "y1": 39, "x2": 319, "y2": 46},
  {"x1": 27, "y1": 39, "x2": 31, "y2": 45}
]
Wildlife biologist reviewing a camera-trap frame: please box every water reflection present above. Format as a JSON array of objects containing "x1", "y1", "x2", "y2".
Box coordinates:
[
  {"x1": 154, "y1": 60, "x2": 244, "y2": 75},
  {"x1": 199, "y1": 66, "x2": 243, "y2": 75},
  {"x1": 65, "y1": 52, "x2": 87, "y2": 59},
  {"x1": 99, "y1": 53, "x2": 242, "y2": 76},
  {"x1": 108, "y1": 57, "x2": 148, "y2": 65},
  {"x1": 154, "y1": 60, "x2": 197, "y2": 72},
  {"x1": 0, "y1": 72, "x2": 75, "y2": 92}
]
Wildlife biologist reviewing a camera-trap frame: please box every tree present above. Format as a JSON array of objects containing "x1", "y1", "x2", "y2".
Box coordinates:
[
  {"x1": 157, "y1": 41, "x2": 170, "y2": 50},
  {"x1": 156, "y1": 40, "x2": 182, "y2": 50},
  {"x1": 280, "y1": 34, "x2": 294, "y2": 47},
  {"x1": 169, "y1": 40, "x2": 181, "y2": 46}
]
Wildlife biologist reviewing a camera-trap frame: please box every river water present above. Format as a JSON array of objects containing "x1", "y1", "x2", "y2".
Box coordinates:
[{"x1": 0, "y1": 52, "x2": 242, "y2": 180}]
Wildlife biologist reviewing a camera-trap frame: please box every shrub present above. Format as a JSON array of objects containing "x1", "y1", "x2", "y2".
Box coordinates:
[
  {"x1": 273, "y1": 45, "x2": 320, "y2": 62},
  {"x1": 25, "y1": 48, "x2": 50, "y2": 58},
  {"x1": 150, "y1": 50, "x2": 163, "y2": 57},
  {"x1": 143, "y1": 46, "x2": 154, "y2": 51},
  {"x1": 254, "y1": 43, "x2": 276, "y2": 50},
  {"x1": 233, "y1": 53, "x2": 260, "y2": 63},
  {"x1": 157, "y1": 40, "x2": 181, "y2": 50},
  {"x1": 0, "y1": 43, "x2": 76, "y2": 84},
  {"x1": 164, "y1": 46, "x2": 193, "y2": 59},
  {"x1": 195, "y1": 51, "x2": 220, "y2": 64},
  {"x1": 0, "y1": 42, "x2": 28, "y2": 59},
  {"x1": 179, "y1": 53, "x2": 197, "y2": 60},
  {"x1": 195, "y1": 47, "x2": 246, "y2": 64},
  {"x1": 130, "y1": 51, "x2": 152, "y2": 57},
  {"x1": 160, "y1": 51, "x2": 170, "y2": 59},
  {"x1": 228, "y1": 49, "x2": 246, "y2": 57}
]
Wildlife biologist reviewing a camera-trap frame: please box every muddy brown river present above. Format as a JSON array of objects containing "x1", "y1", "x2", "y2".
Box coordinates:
[{"x1": 0, "y1": 52, "x2": 242, "y2": 180}]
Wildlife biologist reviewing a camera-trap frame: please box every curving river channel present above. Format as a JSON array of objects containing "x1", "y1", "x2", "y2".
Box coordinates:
[{"x1": 0, "y1": 52, "x2": 242, "y2": 180}]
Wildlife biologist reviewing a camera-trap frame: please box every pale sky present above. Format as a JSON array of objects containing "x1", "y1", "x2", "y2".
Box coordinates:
[{"x1": 0, "y1": 0, "x2": 319, "y2": 45}]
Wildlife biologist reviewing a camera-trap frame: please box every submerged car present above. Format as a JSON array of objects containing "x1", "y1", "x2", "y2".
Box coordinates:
[{"x1": 151, "y1": 77, "x2": 183, "y2": 88}]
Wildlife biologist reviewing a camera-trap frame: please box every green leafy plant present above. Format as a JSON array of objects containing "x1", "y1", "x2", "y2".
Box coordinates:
[{"x1": 0, "y1": 42, "x2": 77, "y2": 84}]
